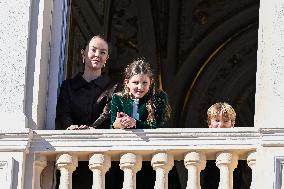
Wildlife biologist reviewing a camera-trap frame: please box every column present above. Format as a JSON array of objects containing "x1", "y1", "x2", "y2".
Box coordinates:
[
  {"x1": 151, "y1": 152, "x2": 174, "y2": 189},
  {"x1": 247, "y1": 151, "x2": 256, "y2": 189},
  {"x1": 56, "y1": 154, "x2": 78, "y2": 189},
  {"x1": 120, "y1": 153, "x2": 142, "y2": 189},
  {"x1": 184, "y1": 152, "x2": 206, "y2": 189},
  {"x1": 216, "y1": 152, "x2": 238, "y2": 189},
  {"x1": 255, "y1": 0, "x2": 284, "y2": 128},
  {"x1": 89, "y1": 153, "x2": 111, "y2": 189},
  {"x1": 32, "y1": 155, "x2": 47, "y2": 189}
]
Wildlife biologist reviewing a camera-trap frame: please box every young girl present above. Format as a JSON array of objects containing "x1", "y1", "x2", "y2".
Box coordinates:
[{"x1": 110, "y1": 58, "x2": 171, "y2": 129}]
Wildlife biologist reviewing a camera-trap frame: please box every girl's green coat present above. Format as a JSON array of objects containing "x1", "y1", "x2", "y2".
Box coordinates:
[{"x1": 110, "y1": 90, "x2": 169, "y2": 129}]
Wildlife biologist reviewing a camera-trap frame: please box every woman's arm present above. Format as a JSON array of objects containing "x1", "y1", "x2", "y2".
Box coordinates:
[{"x1": 55, "y1": 81, "x2": 74, "y2": 130}]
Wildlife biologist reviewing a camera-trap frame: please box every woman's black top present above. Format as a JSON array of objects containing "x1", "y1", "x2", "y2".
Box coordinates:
[{"x1": 55, "y1": 73, "x2": 117, "y2": 129}]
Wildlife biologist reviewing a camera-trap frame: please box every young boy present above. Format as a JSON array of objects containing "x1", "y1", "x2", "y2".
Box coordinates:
[
  {"x1": 202, "y1": 102, "x2": 251, "y2": 189},
  {"x1": 207, "y1": 102, "x2": 236, "y2": 128}
]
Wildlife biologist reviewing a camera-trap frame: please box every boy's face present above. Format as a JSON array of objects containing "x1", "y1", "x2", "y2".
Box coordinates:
[{"x1": 208, "y1": 113, "x2": 233, "y2": 128}]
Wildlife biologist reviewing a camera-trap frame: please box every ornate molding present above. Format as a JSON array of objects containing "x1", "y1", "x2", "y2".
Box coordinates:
[{"x1": 0, "y1": 129, "x2": 32, "y2": 153}]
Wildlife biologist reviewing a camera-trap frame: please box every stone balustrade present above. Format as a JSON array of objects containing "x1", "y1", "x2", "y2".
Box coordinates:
[
  {"x1": 9, "y1": 128, "x2": 284, "y2": 189},
  {"x1": 27, "y1": 127, "x2": 262, "y2": 189},
  {"x1": 31, "y1": 150, "x2": 255, "y2": 189}
]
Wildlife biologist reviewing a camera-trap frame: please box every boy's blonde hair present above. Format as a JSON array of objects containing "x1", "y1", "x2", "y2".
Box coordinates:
[{"x1": 207, "y1": 102, "x2": 236, "y2": 126}]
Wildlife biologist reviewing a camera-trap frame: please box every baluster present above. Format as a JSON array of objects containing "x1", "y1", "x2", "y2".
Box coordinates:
[
  {"x1": 151, "y1": 152, "x2": 174, "y2": 189},
  {"x1": 216, "y1": 152, "x2": 238, "y2": 189},
  {"x1": 184, "y1": 152, "x2": 206, "y2": 189},
  {"x1": 120, "y1": 153, "x2": 142, "y2": 189},
  {"x1": 89, "y1": 153, "x2": 111, "y2": 189},
  {"x1": 56, "y1": 154, "x2": 78, "y2": 189}
]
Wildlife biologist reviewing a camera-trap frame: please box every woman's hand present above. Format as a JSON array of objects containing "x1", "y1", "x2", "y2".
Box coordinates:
[
  {"x1": 66, "y1": 125, "x2": 91, "y2": 130},
  {"x1": 66, "y1": 125, "x2": 79, "y2": 130}
]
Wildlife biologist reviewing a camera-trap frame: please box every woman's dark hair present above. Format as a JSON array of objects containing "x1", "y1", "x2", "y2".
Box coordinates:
[{"x1": 82, "y1": 34, "x2": 109, "y2": 51}]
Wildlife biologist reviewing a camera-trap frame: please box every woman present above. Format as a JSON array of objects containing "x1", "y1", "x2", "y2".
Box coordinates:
[
  {"x1": 55, "y1": 35, "x2": 117, "y2": 130},
  {"x1": 55, "y1": 35, "x2": 118, "y2": 189}
]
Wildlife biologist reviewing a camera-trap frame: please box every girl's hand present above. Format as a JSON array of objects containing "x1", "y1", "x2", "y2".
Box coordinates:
[
  {"x1": 113, "y1": 112, "x2": 126, "y2": 129},
  {"x1": 113, "y1": 112, "x2": 136, "y2": 129},
  {"x1": 121, "y1": 116, "x2": 136, "y2": 128}
]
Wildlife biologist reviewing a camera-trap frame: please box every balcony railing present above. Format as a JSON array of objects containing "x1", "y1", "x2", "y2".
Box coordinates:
[{"x1": 27, "y1": 127, "x2": 261, "y2": 189}]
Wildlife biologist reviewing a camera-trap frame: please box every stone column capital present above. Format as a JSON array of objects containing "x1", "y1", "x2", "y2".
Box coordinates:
[
  {"x1": 151, "y1": 152, "x2": 174, "y2": 172},
  {"x1": 120, "y1": 153, "x2": 142, "y2": 173},
  {"x1": 216, "y1": 152, "x2": 238, "y2": 170},
  {"x1": 56, "y1": 153, "x2": 78, "y2": 172},
  {"x1": 184, "y1": 151, "x2": 206, "y2": 170},
  {"x1": 89, "y1": 153, "x2": 111, "y2": 173}
]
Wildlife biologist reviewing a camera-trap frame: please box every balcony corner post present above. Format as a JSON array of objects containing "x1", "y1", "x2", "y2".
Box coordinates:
[{"x1": 32, "y1": 154, "x2": 47, "y2": 189}]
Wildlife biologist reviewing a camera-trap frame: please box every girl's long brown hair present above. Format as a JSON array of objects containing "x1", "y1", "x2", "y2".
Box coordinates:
[{"x1": 122, "y1": 58, "x2": 171, "y2": 124}]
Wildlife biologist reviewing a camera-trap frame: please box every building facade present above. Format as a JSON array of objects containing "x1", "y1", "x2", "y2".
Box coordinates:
[{"x1": 1, "y1": 0, "x2": 284, "y2": 188}]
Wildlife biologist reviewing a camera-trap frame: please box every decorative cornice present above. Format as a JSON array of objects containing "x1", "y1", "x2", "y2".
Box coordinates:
[
  {"x1": 259, "y1": 128, "x2": 284, "y2": 147},
  {"x1": 0, "y1": 129, "x2": 32, "y2": 153}
]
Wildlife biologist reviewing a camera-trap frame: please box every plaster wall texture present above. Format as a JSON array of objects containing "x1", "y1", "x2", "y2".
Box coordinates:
[
  {"x1": 0, "y1": 0, "x2": 31, "y2": 128},
  {"x1": 255, "y1": 0, "x2": 284, "y2": 128}
]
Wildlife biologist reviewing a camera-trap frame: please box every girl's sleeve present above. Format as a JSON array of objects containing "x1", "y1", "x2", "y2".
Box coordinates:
[
  {"x1": 152, "y1": 91, "x2": 169, "y2": 128},
  {"x1": 110, "y1": 94, "x2": 122, "y2": 128},
  {"x1": 55, "y1": 81, "x2": 74, "y2": 130}
]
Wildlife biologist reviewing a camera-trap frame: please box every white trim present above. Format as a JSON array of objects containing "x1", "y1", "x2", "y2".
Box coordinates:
[{"x1": 46, "y1": 0, "x2": 71, "y2": 130}]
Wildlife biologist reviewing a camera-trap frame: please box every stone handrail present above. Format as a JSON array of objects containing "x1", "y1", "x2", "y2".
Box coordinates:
[
  {"x1": 9, "y1": 128, "x2": 284, "y2": 188},
  {"x1": 26, "y1": 128, "x2": 261, "y2": 189}
]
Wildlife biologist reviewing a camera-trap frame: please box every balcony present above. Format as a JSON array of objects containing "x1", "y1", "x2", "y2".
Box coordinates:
[{"x1": 2, "y1": 127, "x2": 284, "y2": 188}]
